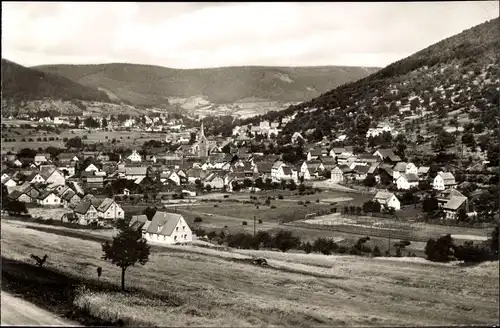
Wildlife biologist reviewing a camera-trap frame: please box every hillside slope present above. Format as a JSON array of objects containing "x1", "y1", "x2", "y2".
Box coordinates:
[
  {"x1": 32, "y1": 64, "x2": 380, "y2": 105},
  {"x1": 1, "y1": 59, "x2": 111, "y2": 103},
  {"x1": 255, "y1": 18, "x2": 499, "y2": 143}
]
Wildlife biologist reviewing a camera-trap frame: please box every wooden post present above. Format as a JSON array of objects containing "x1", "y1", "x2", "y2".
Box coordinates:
[{"x1": 253, "y1": 215, "x2": 256, "y2": 237}]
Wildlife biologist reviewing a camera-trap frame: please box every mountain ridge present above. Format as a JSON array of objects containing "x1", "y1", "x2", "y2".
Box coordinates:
[{"x1": 32, "y1": 63, "x2": 381, "y2": 105}]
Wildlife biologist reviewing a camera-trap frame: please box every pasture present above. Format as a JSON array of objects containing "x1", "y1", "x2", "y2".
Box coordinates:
[{"x1": 2, "y1": 219, "x2": 498, "y2": 327}]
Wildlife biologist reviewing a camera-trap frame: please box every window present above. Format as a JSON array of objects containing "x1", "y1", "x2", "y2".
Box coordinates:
[
  {"x1": 183, "y1": 226, "x2": 185, "y2": 230},
  {"x1": 176, "y1": 227, "x2": 179, "y2": 231},
  {"x1": 174, "y1": 236, "x2": 177, "y2": 241}
]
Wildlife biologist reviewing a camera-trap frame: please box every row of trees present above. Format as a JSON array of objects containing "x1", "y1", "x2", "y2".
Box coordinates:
[{"x1": 425, "y1": 226, "x2": 498, "y2": 263}]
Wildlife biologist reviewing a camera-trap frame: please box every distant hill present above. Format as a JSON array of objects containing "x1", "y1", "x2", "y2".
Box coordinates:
[
  {"x1": 248, "y1": 18, "x2": 499, "y2": 144},
  {"x1": 32, "y1": 63, "x2": 380, "y2": 106},
  {"x1": 1, "y1": 59, "x2": 111, "y2": 103}
]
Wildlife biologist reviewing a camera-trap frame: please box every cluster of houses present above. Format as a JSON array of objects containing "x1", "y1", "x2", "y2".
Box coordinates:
[{"x1": 2, "y1": 118, "x2": 473, "y2": 223}]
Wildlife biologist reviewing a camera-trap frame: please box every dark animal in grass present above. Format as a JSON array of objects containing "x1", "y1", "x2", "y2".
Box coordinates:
[
  {"x1": 30, "y1": 254, "x2": 48, "y2": 267},
  {"x1": 252, "y1": 258, "x2": 268, "y2": 266}
]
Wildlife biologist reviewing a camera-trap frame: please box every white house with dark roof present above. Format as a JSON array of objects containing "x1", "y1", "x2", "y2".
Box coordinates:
[
  {"x1": 373, "y1": 191, "x2": 400, "y2": 211},
  {"x1": 73, "y1": 201, "x2": 99, "y2": 225},
  {"x1": 433, "y1": 172, "x2": 457, "y2": 191},
  {"x1": 395, "y1": 173, "x2": 419, "y2": 190},
  {"x1": 130, "y1": 212, "x2": 192, "y2": 244},
  {"x1": 37, "y1": 190, "x2": 62, "y2": 206},
  {"x1": 97, "y1": 198, "x2": 124, "y2": 222},
  {"x1": 124, "y1": 167, "x2": 148, "y2": 180},
  {"x1": 127, "y1": 150, "x2": 142, "y2": 163}
]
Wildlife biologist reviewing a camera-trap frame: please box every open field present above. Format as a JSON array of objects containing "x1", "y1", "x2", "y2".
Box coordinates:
[
  {"x1": 1, "y1": 219, "x2": 498, "y2": 327},
  {"x1": 1, "y1": 128, "x2": 166, "y2": 152}
]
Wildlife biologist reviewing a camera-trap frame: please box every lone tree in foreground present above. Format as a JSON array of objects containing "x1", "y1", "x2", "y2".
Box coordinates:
[{"x1": 101, "y1": 227, "x2": 150, "y2": 291}]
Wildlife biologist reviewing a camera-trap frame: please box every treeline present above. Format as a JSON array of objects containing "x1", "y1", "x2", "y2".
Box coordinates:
[
  {"x1": 193, "y1": 228, "x2": 415, "y2": 258},
  {"x1": 425, "y1": 225, "x2": 499, "y2": 263}
]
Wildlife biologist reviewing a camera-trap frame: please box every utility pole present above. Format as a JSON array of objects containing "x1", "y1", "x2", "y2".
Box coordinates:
[
  {"x1": 388, "y1": 220, "x2": 391, "y2": 256},
  {"x1": 253, "y1": 215, "x2": 256, "y2": 237}
]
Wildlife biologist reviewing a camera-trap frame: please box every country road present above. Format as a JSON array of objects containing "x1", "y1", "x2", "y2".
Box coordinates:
[{"x1": 1, "y1": 291, "x2": 81, "y2": 326}]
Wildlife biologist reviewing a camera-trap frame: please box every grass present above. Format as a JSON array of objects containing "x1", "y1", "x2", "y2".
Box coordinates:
[{"x1": 2, "y1": 219, "x2": 498, "y2": 327}]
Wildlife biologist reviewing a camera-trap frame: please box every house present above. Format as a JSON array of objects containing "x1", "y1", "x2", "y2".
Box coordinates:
[
  {"x1": 130, "y1": 212, "x2": 192, "y2": 244},
  {"x1": 186, "y1": 168, "x2": 208, "y2": 184},
  {"x1": 300, "y1": 161, "x2": 324, "y2": 180},
  {"x1": 275, "y1": 165, "x2": 294, "y2": 181},
  {"x1": 336, "y1": 153, "x2": 352, "y2": 166},
  {"x1": 124, "y1": 167, "x2": 148, "y2": 180},
  {"x1": 442, "y1": 195, "x2": 468, "y2": 220},
  {"x1": 291, "y1": 132, "x2": 304, "y2": 144},
  {"x1": 37, "y1": 190, "x2": 62, "y2": 206},
  {"x1": 271, "y1": 161, "x2": 285, "y2": 182},
  {"x1": 26, "y1": 172, "x2": 45, "y2": 184},
  {"x1": 12, "y1": 159, "x2": 22, "y2": 167},
  {"x1": 40, "y1": 168, "x2": 66, "y2": 186},
  {"x1": 127, "y1": 150, "x2": 142, "y2": 163},
  {"x1": 84, "y1": 163, "x2": 99, "y2": 172},
  {"x1": 204, "y1": 172, "x2": 225, "y2": 189},
  {"x1": 432, "y1": 172, "x2": 457, "y2": 191},
  {"x1": 73, "y1": 201, "x2": 100, "y2": 225},
  {"x1": 373, "y1": 149, "x2": 401, "y2": 163},
  {"x1": 97, "y1": 198, "x2": 124, "y2": 223},
  {"x1": 417, "y1": 166, "x2": 430, "y2": 179},
  {"x1": 373, "y1": 191, "x2": 401, "y2": 211},
  {"x1": 81, "y1": 171, "x2": 104, "y2": 189},
  {"x1": 8, "y1": 190, "x2": 31, "y2": 203},
  {"x1": 395, "y1": 174, "x2": 419, "y2": 190},
  {"x1": 330, "y1": 166, "x2": 347, "y2": 183},
  {"x1": 61, "y1": 189, "x2": 81, "y2": 207},
  {"x1": 352, "y1": 165, "x2": 370, "y2": 181},
  {"x1": 2, "y1": 177, "x2": 17, "y2": 187},
  {"x1": 160, "y1": 171, "x2": 181, "y2": 185},
  {"x1": 253, "y1": 161, "x2": 274, "y2": 180},
  {"x1": 34, "y1": 154, "x2": 50, "y2": 166},
  {"x1": 57, "y1": 153, "x2": 80, "y2": 164},
  {"x1": 306, "y1": 147, "x2": 323, "y2": 161},
  {"x1": 123, "y1": 188, "x2": 130, "y2": 196}
]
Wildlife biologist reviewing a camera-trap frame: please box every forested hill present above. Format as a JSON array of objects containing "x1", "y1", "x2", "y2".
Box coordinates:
[
  {"x1": 1, "y1": 59, "x2": 112, "y2": 104},
  {"x1": 32, "y1": 64, "x2": 380, "y2": 105},
  {"x1": 245, "y1": 18, "x2": 499, "y2": 145}
]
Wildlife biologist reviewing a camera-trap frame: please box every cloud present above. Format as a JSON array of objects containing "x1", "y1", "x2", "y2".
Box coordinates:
[{"x1": 2, "y1": 1, "x2": 499, "y2": 68}]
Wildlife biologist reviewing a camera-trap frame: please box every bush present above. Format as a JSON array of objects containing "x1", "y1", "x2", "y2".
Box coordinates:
[
  {"x1": 371, "y1": 245, "x2": 382, "y2": 257},
  {"x1": 425, "y1": 234, "x2": 455, "y2": 262},
  {"x1": 194, "y1": 217, "x2": 203, "y2": 223},
  {"x1": 270, "y1": 205, "x2": 276, "y2": 209},
  {"x1": 330, "y1": 208, "x2": 337, "y2": 213},
  {"x1": 297, "y1": 201, "x2": 304, "y2": 205},
  {"x1": 316, "y1": 199, "x2": 320, "y2": 203},
  {"x1": 313, "y1": 237, "x2": 338, "y2": 255},
  {"x1": 258, "y1": 219, "x2": 263, "y2": 224},
  {"x1": 214, "y1": 204, "x2": 218, "y2": 208},
  {"x1": 300, "y1": 241, "x2": 313, "y2": 254},
  {"x1": 273, "y1": 230, "x2": 301, "y2": 252},
  {"x1": 223, "y1": 195, "x2": 229, "y2": 198},
  {"x1": 278, "y1": 195, "x2": 284, "y2": 200},
  {"x1": 242, "y1": 221, "x2": 247, "y2": 225}
]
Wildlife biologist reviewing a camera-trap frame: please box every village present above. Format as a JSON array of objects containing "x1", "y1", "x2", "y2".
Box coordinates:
[{"x1": 2, "y1": 112, "x2": 491, "y2": 251}]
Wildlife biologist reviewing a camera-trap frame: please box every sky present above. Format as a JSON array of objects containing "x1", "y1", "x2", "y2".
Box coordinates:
[{"x1": 2, "y1": 1, "x2": 499, "y2": 69}]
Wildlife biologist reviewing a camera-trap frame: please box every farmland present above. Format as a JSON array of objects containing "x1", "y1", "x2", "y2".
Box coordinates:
[
  {"x1": 1, "y1": 126, "x2": 166, "y2": 152},
  {"x1": 2, "y1": 219, "x2": 498, "y2": 327}
]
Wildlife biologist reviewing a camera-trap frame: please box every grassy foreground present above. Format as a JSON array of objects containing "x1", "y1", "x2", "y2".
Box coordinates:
[{"x1": 1, "y1": 219, "x2": 499, "y2": 327}]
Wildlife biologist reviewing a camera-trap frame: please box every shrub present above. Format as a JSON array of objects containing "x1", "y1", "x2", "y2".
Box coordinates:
[
  {"x1": 273, "y1": 230, "x2": 301, "y2": 252},
  {"x1": 301, "y1": 241, "x2": 313, "y2": 254},
  {"x1": 270, "y1": 205, "x2": 276, "y2": 209},
  {"x1": 278, "y1": 195, "x2": 284, "y2": 200},
  {"x1": 371, "y1": 245, "x2": 382, "y2": 257},
  {"x1": 223, "y1": 195, "x2": 229, "y2": 198},
  {"x1": 214, "y1": 204, "x2": 218, "y2": 208},
  {"x1": 425, "y1": 234, "x2": 455, "y2": 262},
  {"x1": 242, "y1": 221, "x2": 247, "y2": 225},
  {"x1": 316, "y1": 199, "x2": 320, "y2": 203},
  {"x1": 194, "y1": 217, "x2": 203, "y2": 223},
  {"x1": 330, "y1": 207, "x2": 337, "y2": 213},
  {"x1": 297, "y1": 201, "x2": 304, "y2": 205},
  {"x1": 258, "y1": 219, "x2": 263, "y2": 224}
]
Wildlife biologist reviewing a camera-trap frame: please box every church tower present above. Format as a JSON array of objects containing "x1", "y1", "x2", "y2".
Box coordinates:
[{"x1": 198, "y1": 120, "x2": 208, "y2": 157}]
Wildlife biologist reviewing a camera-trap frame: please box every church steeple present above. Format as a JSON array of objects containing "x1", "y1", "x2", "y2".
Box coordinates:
[{"x1": 200, "y1": 120, "x2": 206, "y2": 139}]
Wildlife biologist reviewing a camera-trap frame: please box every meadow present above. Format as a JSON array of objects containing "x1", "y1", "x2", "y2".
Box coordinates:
[{"x1": 2, "y1": 219, "x2": 498, "y2": 327}]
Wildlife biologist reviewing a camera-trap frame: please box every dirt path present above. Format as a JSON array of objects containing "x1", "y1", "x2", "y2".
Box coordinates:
[{"x1": 1, "y1": 291, "x2": 81, "y2": 326}]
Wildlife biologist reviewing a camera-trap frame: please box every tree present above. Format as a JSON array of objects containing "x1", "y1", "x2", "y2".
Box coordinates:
[
  {"x1": 461, "y1": 133, "x2": 476, "y2": 149},
  {"x1": 422, "y1": 197, "x2": 439, "y2": 212},
  {"x1": 3, "y1": 199, "x2": 28, "y2": 215},
  {"x1": 101, "y1": 227, "x2": 150, "y2": 291},
  {"x1": 425, "y1": 234, "x2": 455, "y2": 262},
  {"x1": 491, "y1": 225, "x2": 499, "y2": 256},
  {"x1": 273, "y1": 231, "x2": 301, "y2": 252},
  {"x1": 101, "y1": 118, "x2": 108, "y2": 129},
  {"x1": 66, "y1": 137, "x2": 83, "y2": 149},
  {"x1": 363, "y1": 175, "x2": 377, "y2": 187},
  {"x1": 74, "y1": 116, "x2": 80, "y2": 128},
  {"x1": 371, "y1": 245, "x2": 382, "y2": 257},
  {"x1": 298, "y1": 183, "x2": 306, "y2": 194},
  {"x1": 434, "y1": 131, "x2": 455, "y2": 151}
]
